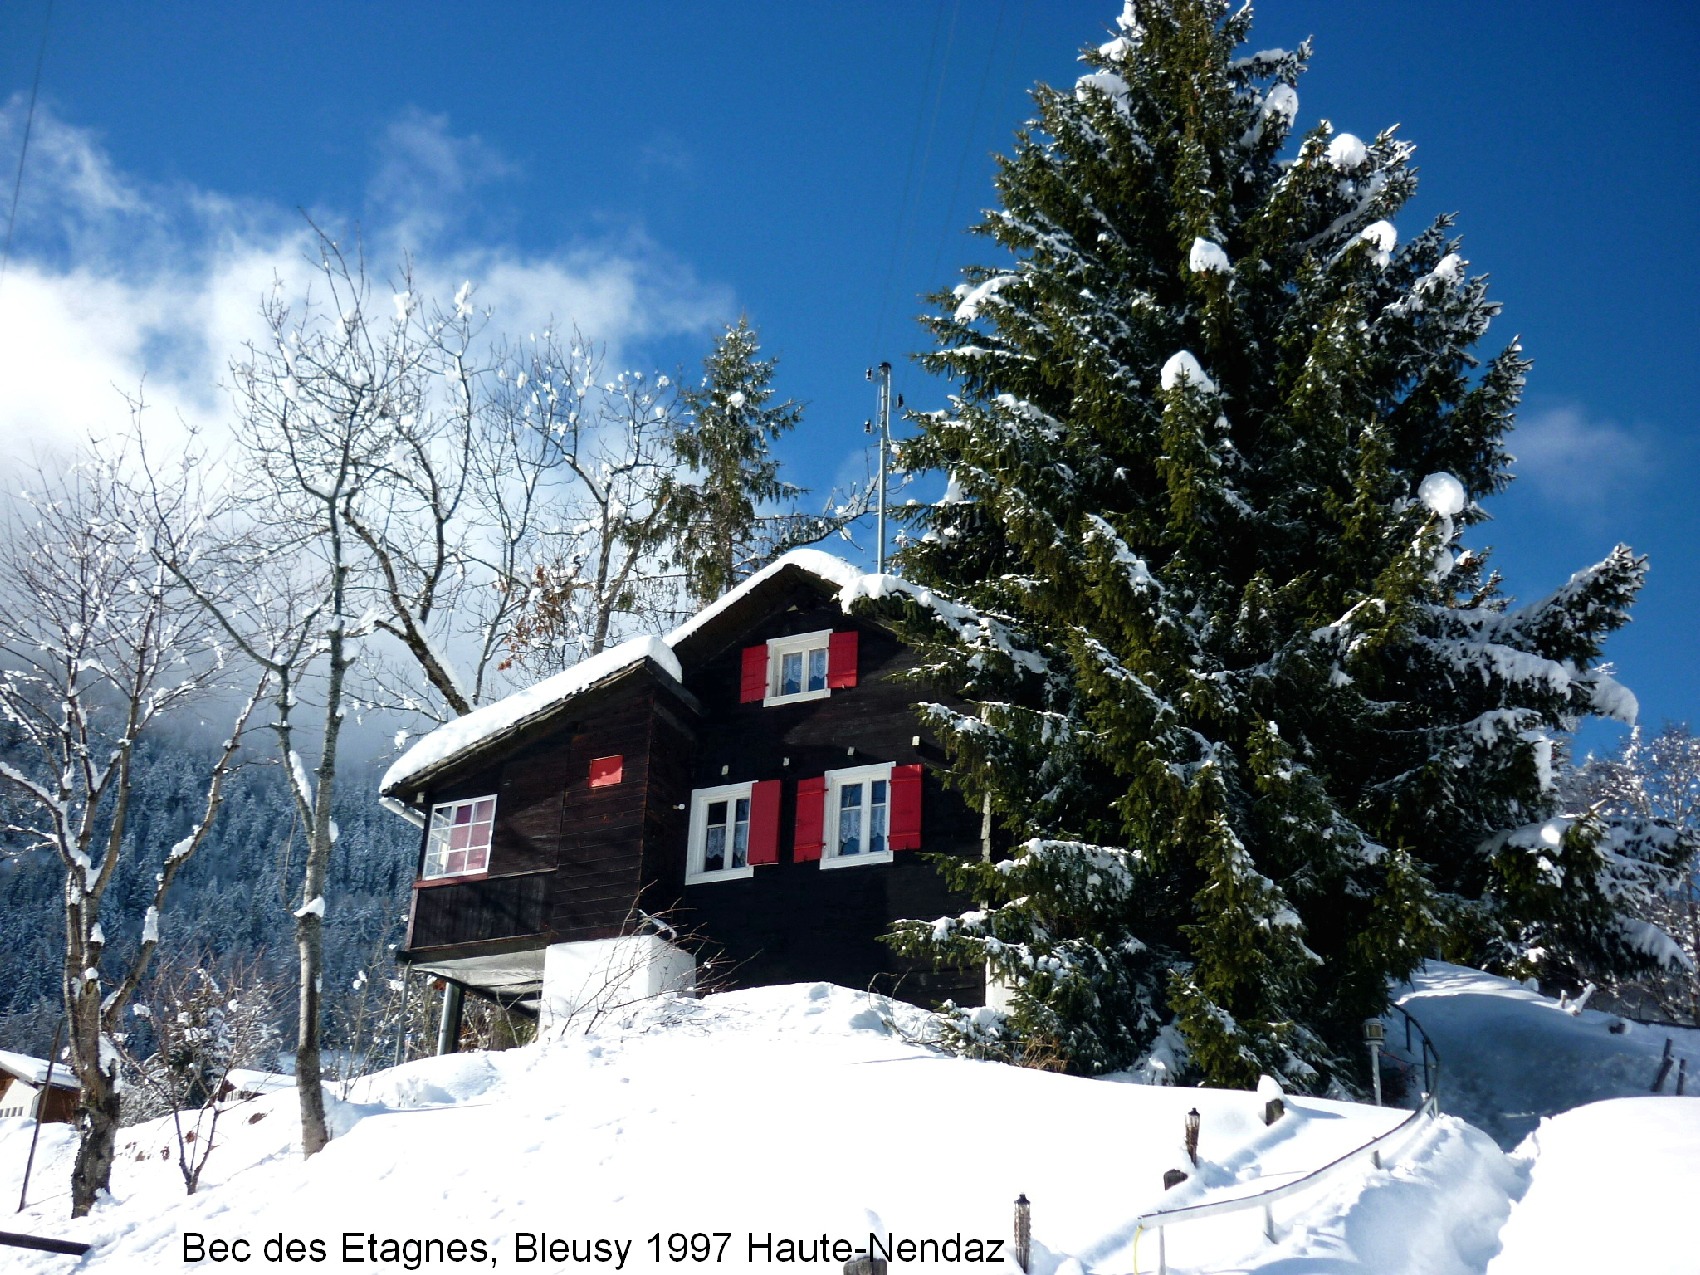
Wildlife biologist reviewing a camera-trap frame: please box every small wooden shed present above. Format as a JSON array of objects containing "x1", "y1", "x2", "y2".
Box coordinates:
[{"x1": 0, "y1": 1049, "x2": 79, "y2": 1123}]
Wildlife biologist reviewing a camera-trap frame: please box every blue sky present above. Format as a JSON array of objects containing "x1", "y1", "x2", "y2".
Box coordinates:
[{"x1": 0, "y1": 1, "x2": 1693, "y2": 751}]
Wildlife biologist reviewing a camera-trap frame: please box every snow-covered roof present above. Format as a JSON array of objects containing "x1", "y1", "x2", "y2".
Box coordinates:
[
  {"x1": 381, "y1": 634, "x2": 681, "y2": 796},
  {"x1": 225, "y1": 1068, "x2": 295, "y2": 1096},
  {"x1": 0, "y1": 1049, "x2": 78, "y2": 1090},
  {"x1": 382, "y1": 551, "x2": 884, "y2": 800},
  {"x1": 663, "y1": 548, "x2": 873, "y2": 649}
]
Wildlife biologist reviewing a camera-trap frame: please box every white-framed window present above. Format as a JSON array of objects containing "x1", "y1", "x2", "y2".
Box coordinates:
[
  {"x1": 422, "y1": 795, "x2": 497, "y2": 879},
  {"x1": 821, "y1": 763, "x2": 893, "y2": 869},
  {"x1": 764, "y1": 629, "x2": 833, "y2": 706},
  {"x1": 686, "y1": 782, "x2": 756, "y2": 883}
]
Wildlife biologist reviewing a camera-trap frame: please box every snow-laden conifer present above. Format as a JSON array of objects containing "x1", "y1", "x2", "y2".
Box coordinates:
[
  {"x1": 665, "y1": 318, "x2": 804, "y2": 605},
  {"x1": 885, "y1": 0, "x2": 1661, "y2": 1088}
]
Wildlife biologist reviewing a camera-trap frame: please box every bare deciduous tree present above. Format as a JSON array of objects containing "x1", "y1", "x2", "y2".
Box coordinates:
[
  {"x1": 114, "y1": 950, "x2": 280, "y2": 1195},
  {"x1": 0, "y1": 452, "x2": 264, "y2": 1216}
]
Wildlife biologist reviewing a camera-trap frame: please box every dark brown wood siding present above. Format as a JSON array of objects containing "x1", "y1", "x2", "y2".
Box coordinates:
[
  {"x1": 548, "y1": 683, "x2": 661, "y2": 942},
  {"x1": 675, "y1": 587, "x2": 983, "y2": 1006},
  {"x1": 408, "y1": 871, "x2": 549, "y2": 950},
  {"x1": 403, "y1": 669, "x2": 700, "y2": 956},
  {"x1": 397, "y1": 581, "x2": 982, "y2": 1009}
]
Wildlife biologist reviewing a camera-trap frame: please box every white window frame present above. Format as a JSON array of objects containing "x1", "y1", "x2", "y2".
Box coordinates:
[
  {"x1": 685, "y1": 781, "x2": 757, "y2": 883},
  {"x1": 763, "y1": 628, "x2": 834, "y2": 706},
  {"x1": 820, "y1": 763, "x2": 894, "y2": 870},
  {"x1": 422, "y1": 794, "x2": 497, "y2": 880}
]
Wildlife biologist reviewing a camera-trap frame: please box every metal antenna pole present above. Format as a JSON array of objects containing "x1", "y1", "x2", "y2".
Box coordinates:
[{"x1": 868, "y1": 361, "x2": 893, "y2": 573}]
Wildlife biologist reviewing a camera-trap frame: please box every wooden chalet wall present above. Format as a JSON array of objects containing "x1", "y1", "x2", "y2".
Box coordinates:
[
  {"x1": 404, "y1": 668, "x2": 696, "y2": 961},
  {"x1": 674, "y1": 580, "x2": 983, "y2": 1006},
  {"x1": 400, "y1": 566, "x2": 984, "y2": 1011}
]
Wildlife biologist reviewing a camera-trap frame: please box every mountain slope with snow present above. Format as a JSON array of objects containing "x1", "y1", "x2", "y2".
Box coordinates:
[{"x1": 1, "y1": 969, "x2": 1695, "y2": 1273}]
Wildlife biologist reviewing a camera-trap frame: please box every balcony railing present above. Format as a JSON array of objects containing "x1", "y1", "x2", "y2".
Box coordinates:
[{"x1": 407, "y1": 870, "x2": 549, "y2": 951}]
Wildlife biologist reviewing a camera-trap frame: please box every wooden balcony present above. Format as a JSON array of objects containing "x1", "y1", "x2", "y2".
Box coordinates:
[{"x1": 406, "y1": 869, "x2": 549, "y2": 952}]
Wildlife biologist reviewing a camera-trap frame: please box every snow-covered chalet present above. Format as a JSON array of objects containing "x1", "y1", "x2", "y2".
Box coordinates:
[{"x1": 379, "y1": 551, "x2": 983, "y2": 1032}]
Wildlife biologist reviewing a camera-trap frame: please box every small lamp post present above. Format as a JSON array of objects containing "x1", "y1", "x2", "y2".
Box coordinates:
[
  {"x1": 1184, "y1": 1107, "x2": 1201, "y2": 1167},
  {"x1": 1363, "y1": 1018, "x2": 1386, "y2": 1107}
]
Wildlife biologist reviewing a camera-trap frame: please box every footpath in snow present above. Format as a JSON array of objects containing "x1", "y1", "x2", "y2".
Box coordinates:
[
  {"x1": 1400, "y1": 962, "x2": 1700, "y2": 1147},
  {"x1": 1, "y1": 968, "x2": 1696, "y2": 1273}
]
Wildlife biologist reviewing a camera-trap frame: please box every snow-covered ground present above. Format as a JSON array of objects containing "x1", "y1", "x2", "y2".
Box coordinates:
[
  {"x1": 1, "y1": 969, "x2": 1695, "y2": 1273},
  {"x1": 1399, "y1": 962, "x2": 1700, "y2": 1148}
]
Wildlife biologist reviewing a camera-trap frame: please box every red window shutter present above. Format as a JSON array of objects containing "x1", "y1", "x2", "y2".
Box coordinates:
[
  {"x1": 739, "y1": 644, "x2": 768, "y2": 703},
  {"x1": 794, "y1": 776, "x2": 827, "y2": 862},
  {"x1": 827, "y1": 629, "x2": 859, "y2": 688},
  {"x1": 889, "y1": 764, "x2": 923, "y2": 850},
  {"x1": 747, "y1": 780, "x2": 781, "y2": 865}
]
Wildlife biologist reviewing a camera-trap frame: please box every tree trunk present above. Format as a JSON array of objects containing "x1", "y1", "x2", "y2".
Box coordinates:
[
  {"x1": 68, "y1": 1047, "x2": 118, "y2": 1218},
  {"x1": 295, "y1": 909, "x2": 329, "y2": 1156}
]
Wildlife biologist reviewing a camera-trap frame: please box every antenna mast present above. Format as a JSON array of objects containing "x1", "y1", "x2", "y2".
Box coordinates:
[{"x1": 867, "y1": 361, "x2": 893, "y2": 573}]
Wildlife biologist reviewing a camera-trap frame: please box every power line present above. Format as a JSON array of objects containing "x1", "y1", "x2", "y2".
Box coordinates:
[
  {"x1": 926, "y1": 0, "x2": 1012, "y2": 292},
  {"x1": 1, "y1": 0, "x2": 54, "y2": 293},
  {"x1": 870, "y1": 0, "x2": 960, "y2": 364}
]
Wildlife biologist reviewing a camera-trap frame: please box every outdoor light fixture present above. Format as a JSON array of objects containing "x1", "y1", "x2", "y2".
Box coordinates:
[
  {"x1": 1184, "y1": 1107, "x2": 1201, "y2": 1166},
  {"x1": 1364, "y1": 1017, "x2": 1386, "y2": 1106}
]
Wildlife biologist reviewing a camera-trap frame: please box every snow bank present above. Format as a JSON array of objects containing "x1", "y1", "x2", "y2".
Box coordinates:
[
  {"x1": 1399, "y1": 961, "x2": 1700, "y2": 1149},
  {"x1": 1487, "y1": 1098, "x2": 1700, "y2": 1275},
  {"x1": 0, "y1": 981, "x2": 1511, "y2": 1274}
]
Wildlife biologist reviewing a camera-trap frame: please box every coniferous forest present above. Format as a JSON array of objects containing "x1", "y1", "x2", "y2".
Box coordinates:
[{"x1": 0, "y1": 734, "x2": 417, "y2": 1062}]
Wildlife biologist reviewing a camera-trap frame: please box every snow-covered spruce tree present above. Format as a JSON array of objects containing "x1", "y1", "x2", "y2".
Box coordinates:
[
  {"x1": 885, "y1": 0, "x2": 1656, "y2": 1089},
  {"x1": 663, "y1": 318, "x2": 805, "y2": 606},
  {"x1": 1560, "y1": 725, "x2": 1700, "y2": 1020}
]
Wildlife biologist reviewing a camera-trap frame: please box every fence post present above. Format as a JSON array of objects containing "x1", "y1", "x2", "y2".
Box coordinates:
[
  {"x1": 1262, "y1": 1202, "x2": 1275, "y2": 1243},
  {"x1": 1679, "y1": 1058, "x2": 1689, "y2": 1098},
  {"x1": 1012, "y1": 1195, "x2": 1030, "y2": 1274},
  {"x1": 1652, "y1": 1038, "x2": 1674, "y2": 1093}
]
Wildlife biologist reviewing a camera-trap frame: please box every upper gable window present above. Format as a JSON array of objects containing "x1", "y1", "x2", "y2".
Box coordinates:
[
  {"x1": 766, "y1": 629, "x2": 832, "y2": 705},
  {"x1": 740, "y1": 629, "x2": 859, "y2": 706},
  {"x1": 423, "y1": 795, "x2": 496, "y2": 879}
]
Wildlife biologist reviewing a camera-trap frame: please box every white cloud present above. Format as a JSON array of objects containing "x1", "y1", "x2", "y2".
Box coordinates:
[
  {"x1": 366, "y1": 107, "x2": 517, "y2": 248},
  {"x1": 1510, "y1": 402, "x2": 1655, "y2": 508},
  {"x1": 0, "y1": 99, "x2": 731, "y2": 464}
]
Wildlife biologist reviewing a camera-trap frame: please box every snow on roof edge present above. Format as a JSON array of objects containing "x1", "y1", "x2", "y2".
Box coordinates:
[
  {"x1": 0, "y1": 1048, "x2": 78, "y2": 1089},
  {"x1": 380, "y1": 634, "x2": 681, "y2": 797},
  {"x1": 663, "y1": 548, "x2": 871, "y2": 649},
  {"x1": 382, "y1": 552, "x2": 893, "y2": 803}
]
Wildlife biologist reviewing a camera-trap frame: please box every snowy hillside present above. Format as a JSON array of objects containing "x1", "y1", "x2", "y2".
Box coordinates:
[
  {"x1": 3, "y1": 971, "x2": 1698, "y2": 1273},
  {"x1": 1401, "y1": 963, "x2": 1700, "y2": 1148}
]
